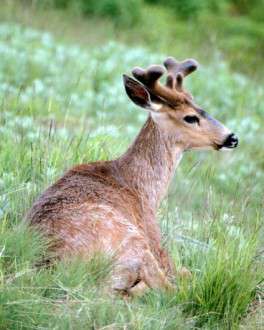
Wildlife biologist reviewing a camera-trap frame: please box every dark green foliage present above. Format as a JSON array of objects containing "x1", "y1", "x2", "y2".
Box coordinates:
[
  {"x1": 79, "y1": 0, "x2": 142, "y2": 25},
  {"x1": 164, "y1": 0, "x2": 205, "y2": 18},
  {"x1": 35, "y1": 0, "x2": 143, "y2": 26},
  {"x1": 145, "y1": 0, "x2": 263, "y2": 19},
  {"x1": 229, "y1": 0, "x2": 264, "y2": 21},
  {"x1": 145, "y1": 0, "x2": 205, "y2": 18},
  {"x1": 23, "y1": 0, "x2": 264, "y2": 25}
]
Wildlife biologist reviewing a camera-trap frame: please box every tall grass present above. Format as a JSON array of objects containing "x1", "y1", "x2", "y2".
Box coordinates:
[{"x1": 0, "y1": 23, "x2": 263, "y2": 328}]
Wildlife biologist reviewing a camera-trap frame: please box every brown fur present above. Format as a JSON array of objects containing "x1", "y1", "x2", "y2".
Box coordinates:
[
  {"x1": 28, "y1": 117, "x2": 180, "y2": 293},
  {"x1": 28, "y1": 58, "x2": 237, "y2": 294}
]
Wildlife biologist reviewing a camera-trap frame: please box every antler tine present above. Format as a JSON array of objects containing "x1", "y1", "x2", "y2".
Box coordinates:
[
  {"x1": 132, "y1": 64, "x2": 181, "y2": 104},
  {"x1": 164, "y1": 57, "x2": 198, "y2": 90},
  {"x1": 131, "y1": 59, "x2": 197, "y2": 105},
  {"x1": 132, "y1": 65, "x2": 165, "y2": 88},
  {"x1": 164, "y1": 57, "x2": 198, "y2": 77}
]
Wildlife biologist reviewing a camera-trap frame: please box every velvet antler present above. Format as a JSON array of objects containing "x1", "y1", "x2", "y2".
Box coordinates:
[
  {"x1": 164, "y1": 57, "x2": 198, "y2": 91},
  {"x1": 131, "y1": 57, "x2": 198, "y2": 104}
]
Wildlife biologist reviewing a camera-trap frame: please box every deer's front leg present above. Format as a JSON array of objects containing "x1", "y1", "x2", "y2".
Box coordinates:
[
  {"x1": 111, "y1": 249, "x2": 174, "y2": 296},
  {"x1": 140, "y1": 249, "x2": 174, "y2": 290}
]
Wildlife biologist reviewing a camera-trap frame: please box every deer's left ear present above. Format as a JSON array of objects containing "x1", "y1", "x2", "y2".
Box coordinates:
[{"x1": 123, "y1": 75, "x2": 161, "y2": 112}]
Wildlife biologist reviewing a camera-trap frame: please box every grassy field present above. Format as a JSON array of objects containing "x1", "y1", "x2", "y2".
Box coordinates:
[
  {"x1": 0, "y1": 2, "x2": 264, "y2": 329},
  {"x1": 1, "y1": 1, "x2": 263, "y2": 80}
]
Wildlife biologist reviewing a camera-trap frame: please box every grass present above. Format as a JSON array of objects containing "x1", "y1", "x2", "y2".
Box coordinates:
[{"x1": 0, "y1": 3, "x2": 263, "y2": 329}]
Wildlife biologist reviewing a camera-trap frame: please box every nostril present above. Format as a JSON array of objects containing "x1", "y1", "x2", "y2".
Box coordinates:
[
  {"x1": 230, "y1": 133, "x2": 238, "y2": 142},
  {"x1": 223, "y1": 133, "x2": 239, "y2": 148}
]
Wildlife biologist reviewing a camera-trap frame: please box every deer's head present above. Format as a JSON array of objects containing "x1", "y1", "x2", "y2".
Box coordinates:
[{"x1": 123, "y1": 57, "x2": 238, "y2": 151}]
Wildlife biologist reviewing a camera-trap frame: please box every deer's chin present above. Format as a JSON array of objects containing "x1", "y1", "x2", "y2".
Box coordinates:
[
  {"x1": 213, "y1": 144, "x2": 232, "y2": 151},
  {"x1": 216, "y1": 145, "x2": 238, "y2": 151},
  {"x1": 213, "y1": 143, "x2": 223, "y2": 151}
]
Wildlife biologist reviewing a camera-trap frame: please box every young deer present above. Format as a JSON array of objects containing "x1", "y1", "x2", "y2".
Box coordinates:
[{"x1": 28, "y1": 57, "x2": 238, "y2": 295}]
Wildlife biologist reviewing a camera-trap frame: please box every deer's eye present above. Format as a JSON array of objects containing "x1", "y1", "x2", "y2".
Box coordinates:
[{"x1": 183, "y1": 115, "x2": 200, "y2": 124}]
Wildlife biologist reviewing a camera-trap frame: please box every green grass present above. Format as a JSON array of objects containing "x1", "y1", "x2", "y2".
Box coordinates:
[{"x1": 0, "y1": 4, "x2": 263, "y2": 330}]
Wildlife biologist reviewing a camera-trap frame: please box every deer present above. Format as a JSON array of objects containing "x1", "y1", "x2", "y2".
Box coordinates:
[{"x1": 27, "y1": 57, "x2": 238, "y2": 296}]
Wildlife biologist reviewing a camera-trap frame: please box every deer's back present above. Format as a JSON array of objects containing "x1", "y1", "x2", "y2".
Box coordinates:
[
  {"x1": 27, "y1": 161, "x2": 156, "y2": 255},
  {"x1": 29, "y1": 161, "x2": 137, "y2": 221}
]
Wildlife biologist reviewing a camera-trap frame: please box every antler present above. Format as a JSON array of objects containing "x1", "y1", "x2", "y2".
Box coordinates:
[
  {"x1": 131, "y1": 57, "x2": 198, "y2": 105},
  {"x1": 164, "y1": 57, "x2": 198, "y2": 91}
]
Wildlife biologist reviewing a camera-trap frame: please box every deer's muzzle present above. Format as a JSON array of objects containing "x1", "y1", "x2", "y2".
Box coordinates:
[{"x1": 220, "y1": 133, "x2": 239, "y2": 149}]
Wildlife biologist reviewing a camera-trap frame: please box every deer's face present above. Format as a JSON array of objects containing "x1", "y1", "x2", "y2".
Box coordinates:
[
  {"x1": 151, "y1": 101, "x2": 238, "y2": 150},
  {"x1": 124, "y1": 57, "x2": 238, "y2": 151}
]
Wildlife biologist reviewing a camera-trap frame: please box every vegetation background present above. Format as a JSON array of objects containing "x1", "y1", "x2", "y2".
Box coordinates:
[{"x1": 0, "y1": 0, "x2": 263, "y2": 329}]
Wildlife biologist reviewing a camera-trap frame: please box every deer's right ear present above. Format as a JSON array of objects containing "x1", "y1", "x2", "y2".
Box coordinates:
[{"x1": 123, "y1": 75, "x2": 161, "y2": 111}]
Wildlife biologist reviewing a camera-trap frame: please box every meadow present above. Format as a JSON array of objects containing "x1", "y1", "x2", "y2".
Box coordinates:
[{"x1": 0, "y1": 1, "x2": 264, "y2": 329}]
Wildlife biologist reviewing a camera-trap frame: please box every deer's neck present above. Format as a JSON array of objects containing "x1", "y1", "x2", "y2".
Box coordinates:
[{"x1": 117, "y1": 116, "x2": 183, "y2": 210}]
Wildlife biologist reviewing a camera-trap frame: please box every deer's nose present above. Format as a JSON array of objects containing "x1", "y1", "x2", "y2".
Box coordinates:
[{"x1": 222, "y1": 133, "x2": 239, "y2": 149}]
